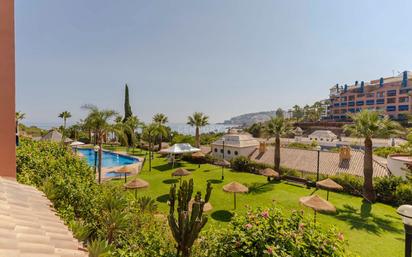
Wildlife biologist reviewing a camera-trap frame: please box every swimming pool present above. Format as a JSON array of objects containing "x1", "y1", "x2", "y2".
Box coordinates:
[{"x1": 77, "y1": 148, "x2": 139, "y2": 168}]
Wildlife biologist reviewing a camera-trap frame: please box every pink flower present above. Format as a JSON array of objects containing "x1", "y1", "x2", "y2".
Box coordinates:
[
  {"x1": 338, "y1": 232, "x2": 344, "y2": 241},
  {"x1": 298, "y1": 223, "x2": 305, "y2": 230},
  {"x1": 267, "y1": 247, "x2": 273, "y2": 254},
  {"x1": 245, "y1": 223, "x2": 253, "y2": 229},
  {"x1": 261, "y1": 210, "x2": 269, "y2": 218}
]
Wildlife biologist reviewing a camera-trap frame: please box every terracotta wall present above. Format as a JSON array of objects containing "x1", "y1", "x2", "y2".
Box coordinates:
[{"x1": 0, "y1": 0, "x2": 16, "y2": 178}]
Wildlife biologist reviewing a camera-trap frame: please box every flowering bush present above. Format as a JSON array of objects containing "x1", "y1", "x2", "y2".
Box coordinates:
[{"x1": 196, "y1": 208, "x2": 352, "y2": 257}]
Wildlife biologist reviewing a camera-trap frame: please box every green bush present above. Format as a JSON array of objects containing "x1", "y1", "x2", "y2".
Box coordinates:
[
  {"x1": 374, "y1": 176, "x2": 404, "y2": 204},
  {"x1": 196, "y1": 207, "x2": 351, "y2": 257},
  {"x1": 395, "y1": 183, "x2": 412, "y2": 205},
  {"x1": 287, "y1": 142, "x2": 315, "y2": 150},
  {"x1": 231, "y1": 156, "x2": 272, "y2": 174},
  {"x1": 373, "y1": 146, "x2": 406, "y2": 158}
]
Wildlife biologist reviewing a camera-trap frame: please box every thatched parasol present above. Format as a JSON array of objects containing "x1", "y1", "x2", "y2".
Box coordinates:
[
  {"x1": 124, "y1": 178, "x2": 149, "y2": 198},
  {"x1": 223, "y1": 182, "x2": 248, "y2": 209},
  {"x1": 192, "y1": 151, "x2": 205, "y2": 158},
  {"x1": 259, "y1": 168, "x2": 280, "y2": 181},
  {"x1": 215, "y1": 159, "x2": 231, "y2": 167},
  {"x1": 215, "y1": 159, "x2": 230, "y2": 180},
  {"x1": 316, "y1": 178, "x2": 343, "y2": 200},
  {"x1": 116, "y1": 165, "x2": 136, "y2": 183},
  {"x1": 188, "y1": 198, "x2": 213, "y2": 212},
  {"x1": 299, "y1": 195, "x2": 336, "y2": 222},
  {"x1": 192, "y1": 151, "x2": 205, "y2": 168},
  {"x1": 172, "y1": 168, "x2": 191, "y2": 185}
]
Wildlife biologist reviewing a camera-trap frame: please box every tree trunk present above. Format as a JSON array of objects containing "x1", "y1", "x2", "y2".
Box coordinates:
[
  {"x1": 274, "y1": 135, "x2": 280, "y2": 171},
  {"x1": 195, "y1": 127, "x2": 200, "y2": 148},
  {"x1": 363, "y1": 137, "x2": 376, "y2": 202},
  {"x1": 98, "y1": 138, "x2": 103, "y2": 184},
  {"x1": 159, "y1": 134, "x2": 163, "y2": 150}
]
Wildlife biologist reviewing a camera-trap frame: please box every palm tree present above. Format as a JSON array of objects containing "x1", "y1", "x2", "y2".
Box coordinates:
[
  {"x1": 82, "y1": 105, "x2": 118, "y2": 183},
  {"x1": 153, "y1": 113, "x2": 168, "y2": 150},
  {"x1": 142, "y1": 123, "x2": 160, "y2": 171},
  {"x1": 187, "y1": 112, "x2": 209, "y2": 148},
  {"x1": 264, "y1": 117, "x2": 293, "y2": 172},
  {"x1": 58, "y1": 111, "x2": 72, "y2": 142},
  {"x1": 343, "y1": 110, "x2": 402, "y2": 202}
]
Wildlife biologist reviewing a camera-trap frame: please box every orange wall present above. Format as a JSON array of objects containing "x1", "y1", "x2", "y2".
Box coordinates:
[{"x1": 0, "y1": 0, "x2": 16, "y2": 178}]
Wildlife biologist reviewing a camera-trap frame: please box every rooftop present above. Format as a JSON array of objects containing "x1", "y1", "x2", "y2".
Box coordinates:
[
  {"x1": 250, "y1": 147, "x2": 389, "y2": 177},
  {"x1": 212, "y1": 132, "x2": 260, "y2": 148},
  {"x1": 0, "y1": 177, "x2": 87, "y2": 257}
]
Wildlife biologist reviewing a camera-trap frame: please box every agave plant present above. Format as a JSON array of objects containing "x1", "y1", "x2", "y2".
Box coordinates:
[
  {"x1": 69, "y1": 220, "x2": 92, "y2": 243},
  {"x1": 101, "y1": 209, "x2": 129, "y2": 244},
  {"x1": 137, "y1": 196, "x2": 158, "y2": 213},
  {"x1": 87, "y1": 239, "x2": 113, "y2": 257}
]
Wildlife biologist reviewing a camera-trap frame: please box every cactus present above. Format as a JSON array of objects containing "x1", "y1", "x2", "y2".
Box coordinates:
[{"x1": 168, "y1": 179, "x2": 212, "y2": 257}]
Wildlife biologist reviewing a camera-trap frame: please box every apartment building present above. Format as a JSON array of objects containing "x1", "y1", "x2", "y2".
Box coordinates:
[{"x1": 328, "y1": 71, "x2": 412, "y2": 121}]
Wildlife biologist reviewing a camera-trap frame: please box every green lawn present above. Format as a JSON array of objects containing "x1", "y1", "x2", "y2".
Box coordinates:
[{"x1": 105, "y1": 146, "x2": 404, "y2": 257}]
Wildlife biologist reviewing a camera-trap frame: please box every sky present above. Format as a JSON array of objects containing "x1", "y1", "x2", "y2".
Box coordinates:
[{"x1": 15, "y1": 0, "x2": 412, "y2": 126}]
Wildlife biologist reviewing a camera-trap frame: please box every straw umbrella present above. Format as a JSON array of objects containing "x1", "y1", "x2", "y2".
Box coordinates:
[
  {"x1": 172, "y1": 168, "x2": 191, "y2": 185},
  {"x1": 117, "y1": 165, "x2": 137, "y2": 183},
  {"x1": 299, "y1": 195, "x2": 336, "y2": 223},
  {"x1": 188, "y1": 198, "x2": 213, "y2": 212},
  {"x1": 259, "y1": 168, "x2": 280, "y2": 182},
  {"x1": 215, "y1": 159, "x2": 230, "y2": 180},
  {"x1": 223, "y1": 182, "x2": 248, "y2": 210},
  {"x1": 124, "y1": 178, "x2": 149, "y2": 198},
  {"x1": 316, "y1": 178, "x2": 343, "y2": 200},
  {"x1": 192, "y1": 151, "x2": 205, "y2": 168}
]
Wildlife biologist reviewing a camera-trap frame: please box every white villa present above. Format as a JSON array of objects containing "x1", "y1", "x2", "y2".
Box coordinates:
[
  {"x1": 308, "y1": 130, "x2": 337, "y2": 142},
  {"x1": 211, "y1": 131, "x2": 260, "y2": 160}
]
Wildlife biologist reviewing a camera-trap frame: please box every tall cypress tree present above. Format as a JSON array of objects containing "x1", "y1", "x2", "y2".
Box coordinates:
[{"x1": 123, "y1": 84, "x2": 133, "y2": 122}]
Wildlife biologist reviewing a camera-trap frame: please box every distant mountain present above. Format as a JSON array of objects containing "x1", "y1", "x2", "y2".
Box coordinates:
[{"x1": 223, "y1": 111, "x2": 276, "y2": 126}]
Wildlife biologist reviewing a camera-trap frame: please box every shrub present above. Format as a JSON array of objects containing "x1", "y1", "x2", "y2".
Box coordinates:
[
  {"x1": 231, "y1": 156, "x2": 273, "y2": 174},
  {"x1": 395, "y1": 183, "x2": 412, "y2": 205},
  {"x1": 195, "y1": 207, "x2": 351, "y2": 257},
  {"x1": 287, "y1": 142, "x2": 315, "y2": 150},
  {"x1": 373, "y1": 146, "x2": 406, "y2": 158},
  {"x1": 374, "y1": 176, "x2": 404, "y2": 204}
]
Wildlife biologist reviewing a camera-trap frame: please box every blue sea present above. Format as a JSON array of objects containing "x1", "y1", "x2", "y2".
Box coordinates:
[{"x1": 27, "y1": 122, "x2": 236, "y2": 136}]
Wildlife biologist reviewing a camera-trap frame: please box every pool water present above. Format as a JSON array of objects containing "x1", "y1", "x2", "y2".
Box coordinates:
[{"x1": 77, "y1": 148, "x2": 138, "y2": 168}]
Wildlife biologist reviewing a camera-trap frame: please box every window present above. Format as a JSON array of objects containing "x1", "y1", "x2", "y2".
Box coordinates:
[
  {"x1": 341, "y1": 109, "x2": 346, "y2": 114},
  {"x1": 387, "y1": 90, "x2": 397, "y2": 96},
  {"x1": 341, "y1": 96, "x2": 347, "y2": 101},
  {"x1": 214, "y1": 148, "x2": 217, "y2": 152},
  {"x1": 340, "y1": 115, "x2": 346, "y2": 119},
  {"x1": 348, "y1": 101, "x2": 355, "y2": 106},
  {"x1": 387, "y1": 106, "x2": 396, "y2": 112},
  {"x1": 366, "y1": 100, "x2": 374, "y2": 105},
  {"x1": 357, "y1": 94, "x2": 365, "y2": 97},
  {"x1": 356, "y1": 101, "x2": 364, "y2": 106},
  {"x1": 399, "y1": 105, "x2": 409, "y2": 111},
  {"x1": 399, "y1": 97, "x2": 409, "y2": 103},
  {"x1": 227, "y1": 150, "x2": 231, "y2": 155},
  {"x1": 400, "y1": 88, "x2": 411, "y2": 94},
  {"x1": 334, "y1": 103, "x2": 340, "y2": 107},
  {"x1": 376, "y1": 92, "x2": 385, "y2": 98},
  {"x1": 387, "y1": 98, "x2": 396, "y2": 104},
  {"x1": 340, "y1": 102, "x2": 347, "y2": 107},
  {"x1": 348, "y1": 108, "x2": 355, "y2": 113},
  {"x1": 376, "y1": 99, "x2": 385, "y2": 104},
  {"x1": 234, "y1": 151, "x2": 238, "y2": 156},
  {"x1": 366, "y1": 93, "x2": 374, "y2": 98},
  {"x1": 348, "y1": 95, "x2": 355, "y2": 101},
  {"x1": 220, "y1": 149, "x2": 223, "y2": 153}
]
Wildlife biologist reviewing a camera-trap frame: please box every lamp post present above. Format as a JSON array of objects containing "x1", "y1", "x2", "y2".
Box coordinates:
[
  {"x1": 315, "y1": 145, "x2": 321, "y2": 181},
  {"x1": 397, "y1": 205, "x2": 412, "y2": 257},
  {"x1": 221, "y1": 137, "x2": 225, "y2": 180},
  {"x1": 94, "y1": 145, "x2": 100, "y2": 183}
]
